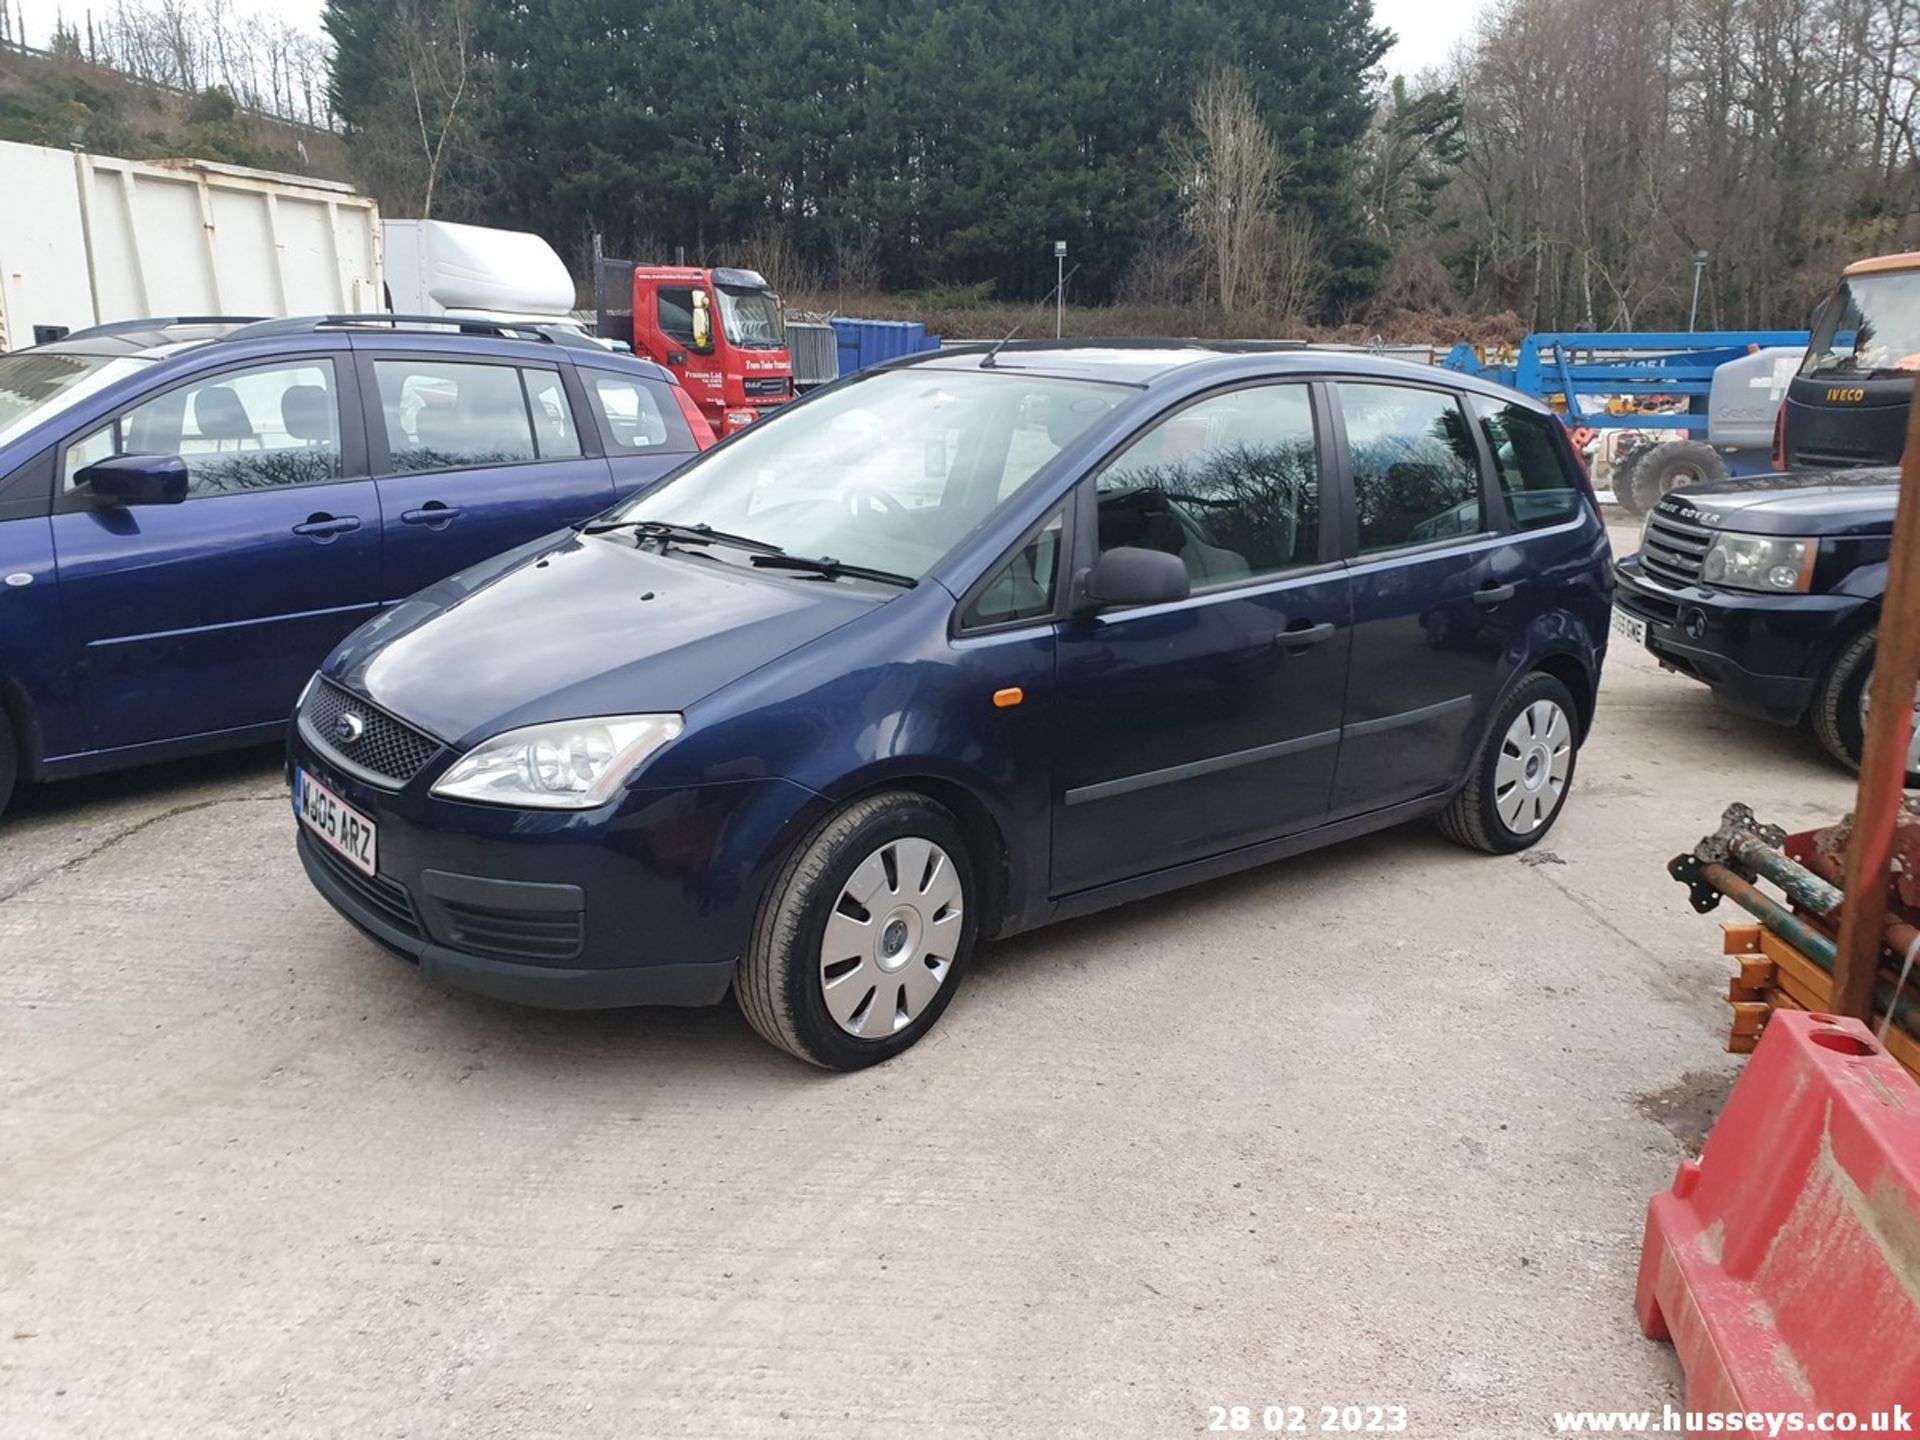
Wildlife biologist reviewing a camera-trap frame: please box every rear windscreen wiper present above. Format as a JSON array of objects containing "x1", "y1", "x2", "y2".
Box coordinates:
[
  {"x1": 582, "y1": 518, "x2": 783, "y2": 554},
  {"x1": 749, "y1": 553, "x2": 917, "y2": 588}
]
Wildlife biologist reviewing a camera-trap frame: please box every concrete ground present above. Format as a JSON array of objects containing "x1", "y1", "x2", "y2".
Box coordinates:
[{"x1": 0, "y1": 521, "x2": 1862, "y2": 1439}]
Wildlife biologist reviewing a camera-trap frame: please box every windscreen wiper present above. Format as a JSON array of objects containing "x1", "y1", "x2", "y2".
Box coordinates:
[
  {"x1": 749, "y1": 553, "x2": 917, "y2": 588},
  {"x1": 581, "y1": 518, "x2": 783, "y2": 554}
]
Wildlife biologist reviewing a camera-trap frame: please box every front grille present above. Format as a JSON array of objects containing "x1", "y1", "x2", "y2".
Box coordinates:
[
  {"x1": 743, "y1": 377, "x2": 789, "y2": 398},
  {"x1": 434, "y1": 900, "x2": 584, "y2": 962},
  {"x1": 306, "y1": 835, "x2": 422, "y2": 941},
  {"x1": 299, "y1": 679, "x2": 442, "y2": 789},
  {"x1": 1641, "y1": 511, "x2": 1711, "y2": 586}
]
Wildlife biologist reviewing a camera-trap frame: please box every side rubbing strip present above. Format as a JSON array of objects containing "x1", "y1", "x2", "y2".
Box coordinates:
[
  {"x1": 1342, "y1": 694, "x2": 1474, "y2": 739},
  {"x1": 1064, "y1": 729, "x2": 1342, "y2": 807}
]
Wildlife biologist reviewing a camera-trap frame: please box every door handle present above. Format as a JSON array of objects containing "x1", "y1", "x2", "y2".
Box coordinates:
[
  {"x1": 1473, "y1": 582, "x2": 1519, "y2": 607},
  {"x1": 1271, "y1": 621, "x2": 1337, "y2": 653},
  {"x1": 401, "y1": 503, "x2": 463, "y2": 528},
  {"x1": 292, "y1": 514, "x2": 360, "y2": 539}
]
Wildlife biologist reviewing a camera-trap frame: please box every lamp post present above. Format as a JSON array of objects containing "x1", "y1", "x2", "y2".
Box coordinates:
[
  {"x1": 1054, "y1": 240, "x2": 1067, "y2": 338},
  {"x1": 1688, "y1": 251, "x2": 1709, "y2": 332}
]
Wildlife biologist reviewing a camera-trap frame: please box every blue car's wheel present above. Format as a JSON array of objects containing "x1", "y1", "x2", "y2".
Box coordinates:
[
  {"x1": 737, "y1": 790, "x2": 977, "y2": 1070},
  {"x1": 0, "y1": 707, "x2": 15, "y2": 821},
  {"x1": 1438, "y1": 672, "x2": 1580, "y2": 854}
]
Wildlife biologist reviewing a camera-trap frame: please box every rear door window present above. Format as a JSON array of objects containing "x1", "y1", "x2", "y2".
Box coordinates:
[
  {"x1": 373, "y1": 359, "x2": 537, "y2": 474},
  {"x1": 1336, "y1": 383, "x2": 1487, "y2": 552},
  {"x1": 1471, "y1": 398, "x2": 1582, "y2": 530},
  {"x1": 522, "y1": 368, "x2": 583, "y2": 460}
]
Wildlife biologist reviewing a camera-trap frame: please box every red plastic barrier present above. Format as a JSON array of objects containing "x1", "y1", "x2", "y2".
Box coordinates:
[{"x1": 1636, "y1": 1011, "x2": 1920, "y2": 1421}]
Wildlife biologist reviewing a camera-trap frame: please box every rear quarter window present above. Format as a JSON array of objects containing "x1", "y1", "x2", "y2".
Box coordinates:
[
  {"x1": 1471, "y1": 398, "x2": 1583, "y2": 530},
  {"x1": 585, "y1": 372, "x2": 695, "y2": 453}
]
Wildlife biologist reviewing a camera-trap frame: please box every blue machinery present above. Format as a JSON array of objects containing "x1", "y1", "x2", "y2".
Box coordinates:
[{"x1": 1443, "y1": 331, "x2": 1808, "y2": 438}]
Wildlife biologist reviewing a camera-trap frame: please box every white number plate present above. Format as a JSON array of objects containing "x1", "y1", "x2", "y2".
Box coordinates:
[
  {"x1": 295, "y1": 768, "x2": 377, "y2": 877},
  {"x1": 1612, "y1": 606, "x2": 1649, "y2": 646}
]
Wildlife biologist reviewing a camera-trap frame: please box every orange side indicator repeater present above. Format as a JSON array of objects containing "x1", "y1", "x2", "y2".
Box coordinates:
[{"x1": 992, "y1": 687, "x2": 1024, "y2": 709}]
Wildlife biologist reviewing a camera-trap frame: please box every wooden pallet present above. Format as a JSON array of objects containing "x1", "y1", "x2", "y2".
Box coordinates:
[{"x1": 1723, "y1": 922, "x2": 1920, "y2": 1082}]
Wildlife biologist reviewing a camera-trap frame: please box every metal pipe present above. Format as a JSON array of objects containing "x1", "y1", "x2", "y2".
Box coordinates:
[
  {"x1": 1725, "y1": 833, "x2": 1845, "y2": 918},
  {"x1": 1701, "y1": 861, "x2": 1920, "y2": 1037},
  {"x1": 1798, "y1": 851, "x2": 1920, "y2": 960}
]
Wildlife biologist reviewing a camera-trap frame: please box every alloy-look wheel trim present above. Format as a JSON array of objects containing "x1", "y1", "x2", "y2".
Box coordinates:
[
  {"x1": 819, "y1": 836, "x2": 964, "y2": 1039},
  {"x1": 1493, "y1": 699, "x2": 1573, "y2": 836}
]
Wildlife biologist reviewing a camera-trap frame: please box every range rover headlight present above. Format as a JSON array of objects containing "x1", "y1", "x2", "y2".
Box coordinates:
[
  {"x1": 432, "y1": 714, "x2": 684, "y2": 809},
  {"x1": 1701, "y1": 532, "x2": 1817, "y2": 594}
]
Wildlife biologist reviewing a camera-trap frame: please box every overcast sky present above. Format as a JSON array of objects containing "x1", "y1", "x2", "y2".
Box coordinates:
[{"x1": 18, "y1": 0, "x2": 1486, "y2": 87}]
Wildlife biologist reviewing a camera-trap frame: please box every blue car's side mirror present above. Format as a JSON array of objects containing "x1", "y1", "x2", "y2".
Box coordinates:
[
  {"x1": 75, "y1": 453, "x2": 189, "y2": 506},
  {"x1": 1075, "y1": 545, "x2": 1191, "y2": 615}
]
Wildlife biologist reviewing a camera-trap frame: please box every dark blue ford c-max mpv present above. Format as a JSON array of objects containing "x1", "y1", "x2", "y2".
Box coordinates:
[{"x1": 289, "y1": 341, "x2": 1614, "y2": 1069}]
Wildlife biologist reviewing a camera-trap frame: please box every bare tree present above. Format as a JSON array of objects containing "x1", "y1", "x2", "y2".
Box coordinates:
[
  {"x1": 1170, "y1": 69, "x2": 1287, "y2": 313},
  {"x1": 398, "y1": 0, "x2": 478, "y2": 218}
]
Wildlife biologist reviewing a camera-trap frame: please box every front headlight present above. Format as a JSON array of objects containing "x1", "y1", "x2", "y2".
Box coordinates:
[
  {"x1": 1701, "y1": 532, "x2": 1817, "y2": 593},
  {"x1": 431, "y1": 714, "x2": 684, "y2": 809}
]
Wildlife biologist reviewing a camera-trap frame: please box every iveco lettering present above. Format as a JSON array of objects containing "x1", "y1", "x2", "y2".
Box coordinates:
[{"x1": 289, "y1": 342, "x2": 1614, "y2": 1069}]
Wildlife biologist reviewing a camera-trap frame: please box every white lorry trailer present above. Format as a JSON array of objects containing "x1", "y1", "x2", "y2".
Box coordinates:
[
  {"x1": 379, "y1": 218, "x2": 581, "y2": 325},
  {"x1": 0, "y1": 138, "x2": 381, "y2": 348},
  {"x1": 0, "y1": 140, "x2": 590, "y2": 351}
]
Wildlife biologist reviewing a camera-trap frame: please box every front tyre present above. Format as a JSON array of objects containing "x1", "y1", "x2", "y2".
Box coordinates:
[
  {"x1": 1811, "y1": 625, "x2": 1920, "y2": 785},
  {"x1": 1438, "y1": 672, "x2": 1581, "y2": 854},
  {"x1": 737, "y1": 790, "x2": 977, "y2": 1070}
]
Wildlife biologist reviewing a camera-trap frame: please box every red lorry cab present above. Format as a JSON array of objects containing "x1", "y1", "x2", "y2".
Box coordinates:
[{"x1": 628, "y1": 266, "x2": 793, "y2": 437}]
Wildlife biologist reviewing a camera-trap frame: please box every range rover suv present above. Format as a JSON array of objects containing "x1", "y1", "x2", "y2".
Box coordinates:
[{"x1": 1613, "y1": 470, "x2": 1916, "y2": 782}]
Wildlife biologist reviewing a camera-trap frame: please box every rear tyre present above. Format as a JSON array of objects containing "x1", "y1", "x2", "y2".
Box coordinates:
[
  {"x1": 1438, "y1": 672, "x2": 1581, "y2": 854},
  {"x1": 1810, "y1": 625, "x2": 1920, "y2": 785},
  {"x1": 736, "y1": 791, "x2": 978, "y2": 1070},
  {"x1": 0, "y1": 707, "x2": 14, "y2": 821},
  {"x1": 1627, "y1": 440, "x2": 1728, "y2": 514}
]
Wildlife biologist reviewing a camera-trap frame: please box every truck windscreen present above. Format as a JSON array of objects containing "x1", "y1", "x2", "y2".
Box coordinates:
[
  {"x1": 716, "y1": 286, "x2": 783, "y2": 349},
  {"x1": 1800, "y1": 270, "x2": 1920, "y2": 380}
]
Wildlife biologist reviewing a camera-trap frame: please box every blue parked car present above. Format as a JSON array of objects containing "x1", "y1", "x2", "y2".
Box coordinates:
[
  {"x1": 0, "y1": 315, "x2": 709, "y2": 817},
  {"x1": 288, "y1": 342, "x2": 1614, "y2": 1069}
]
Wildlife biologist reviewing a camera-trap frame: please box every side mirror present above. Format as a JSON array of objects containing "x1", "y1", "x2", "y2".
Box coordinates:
[
  {"x1": 75, "y1": 453, "x2": 189, "y2": 506},
  {"x1": 692, "y1": 291, "x2": 713, "y2": 352},
  {"x1": 1076, "y1": 546, "x2": 1190, "y2": 614}
]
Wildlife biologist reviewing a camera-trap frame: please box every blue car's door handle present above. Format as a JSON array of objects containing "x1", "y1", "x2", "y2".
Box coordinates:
[
  {"x1": 292, "y1": 514, "x2": 361, "y2": 539},
  {"x1": 1473, "y1": 582, "x2": 1520, "y2": 607},
  {"x1": 1270, "y1": 621, "x2": 1337, "y2": 652},
  {"x1": 401, "y1": 504, "x2": 462, "y2": 527}
]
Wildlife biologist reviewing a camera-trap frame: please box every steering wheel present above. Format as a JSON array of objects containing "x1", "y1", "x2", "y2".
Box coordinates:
[{"x1": 842, "y1": 484, "x2": 907, "y2": 520}]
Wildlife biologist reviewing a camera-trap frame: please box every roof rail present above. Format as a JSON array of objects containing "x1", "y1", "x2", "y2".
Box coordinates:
[
  {"x1": 55, "y1": 315, "x2": 268, "y2": 342},
  {"x1": 224, "y1": 314, "x2": 602, "y2": 349}
]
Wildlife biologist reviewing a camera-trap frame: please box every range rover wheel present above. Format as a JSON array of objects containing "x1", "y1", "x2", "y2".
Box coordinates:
[
  {"x1": 1438, "y1": 672, "x2": 1581, "y2": 854},
  {"x1": 737, "y1": 790, "x2": 977, "y2": 1070},
  {"x1": 1811, "y1": 625, "x2": 1920, "y2": 785},
  {"x1": 0, "y1": 707, "x2": 15, "y2": 820}
]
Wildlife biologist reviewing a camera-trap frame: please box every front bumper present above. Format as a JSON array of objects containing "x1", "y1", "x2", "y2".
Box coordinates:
[
  {"x1": 1613, "y1": 555, "x2": 1870, "y2": 724},
  {"x1": 288, "y1": 727, "x2": 822, "y2": 1011}
]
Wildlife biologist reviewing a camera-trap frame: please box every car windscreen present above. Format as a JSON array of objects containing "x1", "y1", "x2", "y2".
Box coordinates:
[
  {"x1": 0, "y1": 351, "x2": 152, "y2": 450},
  {"x1": 603, "y1": 367, "x2": 1128, "y2": 581},
  {"x1": 716, "y1": 286, "x2": 784, "y2": 350},
  {"x1": 1801, "y1": 271, "x2": 1920, "y2": 380}
]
